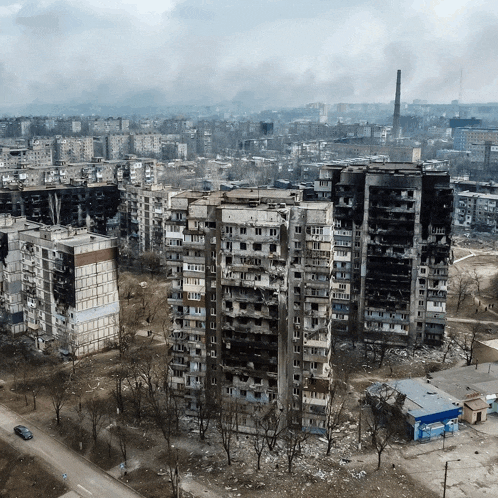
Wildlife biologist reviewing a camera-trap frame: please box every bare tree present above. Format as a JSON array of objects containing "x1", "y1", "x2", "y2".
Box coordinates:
[
  {"x1": 472, "y1": 269, "x2": 482, "y2": 296},
  {"x1": 450, "y1": 322, "x2": 482, "y2": 366},
  {"x1": 260, "y1": 402, "x2": 284, "y2": 451},
  {"x1": 324, "y1": 384, "x2": 347, "y2": 456},
  {"x1": 119, "y1": 272, "x2": 142, "y2": 305},
  {"x1": 366, "y1": 383, "x2": 406, "y2": 470},
  {"x1": 192, "y1": 387, "x2": 215, "y2": 441},
  {"x1": 251, "y1": 413, "x2": 267, "y2": 471},
  {"x1": 46, "y1": 368, "x2": 71, "y2": 425},
  {"x1": 139, "y1": 251, "x2": 162, "y2": 276},
  {"x1": 217, "y1": 398, "x2": 238, "y2": 466},
  {"x1": 453, "y1": 272, "x2": 472, "y2": 312},
  {"x1": 282, "y1": 425, "x2": 309, "y2": 473},
  {"x1": 84, "y1": 396, "x2": 109, "y2": 443},
  {"x1": 116, "y1": 425, "x2": 128, "y2": 465}
]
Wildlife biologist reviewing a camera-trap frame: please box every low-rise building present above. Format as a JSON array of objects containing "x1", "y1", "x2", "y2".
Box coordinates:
[{"x1": 367, "y1": 379, "x2": 462, "y2": 441}]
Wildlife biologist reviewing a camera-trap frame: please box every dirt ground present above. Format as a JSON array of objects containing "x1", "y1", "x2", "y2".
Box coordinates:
[
  {"x1": 0, "y1": 439, "x2": 67, "y2": 498},
  {"x1": 1, "y1": 238, "x2": 498, "y2": 497}
]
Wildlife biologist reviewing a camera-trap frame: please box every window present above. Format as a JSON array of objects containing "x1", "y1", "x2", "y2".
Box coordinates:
[
  {"x1": 240, "y1": 227, "x2": 247, "y2": 235},
  {"x1": 295, "y1": 226, "x2": 302, "y2": 234},
  {"x1": 255, "y1": 228, "x2": 262, "y2": 236},
  {"x1": 294, "y1": 272, "x2": 302, "y2": 279},
  {"x1": 293, "y1": 359, "x2": 301, "y2": 367},
  {"x1": 270, "y1": 244, "x2": 277, "y2": 252},
  {"x1": 253, "y1": 243, "x2": 262, "y2": 251},
  {"x1": 293, "y1": 329, "x2": 301, "y2": 339},
  {"x1": 293, "y1": 345, "x2": 301, "y2": 353},
  {"x1": 419, "y1": 300, "x2": 424, "y2": 306},
  {"x1": 294, "y1": 241, "x2": 302, "y2": 249},
  {"x1": 211, "y1": 308, "x2": 215, "y2": 315},
  {"x1": 293, "y1": 388, "x2": 300, "y2": 395},
  {"x1": 254, "y1": 274, "x2": 261, "y2": 281},
  {"x1": 269, "y1": 228, "x2": 277, "y2": 236},
  {"x1": 210, "y1": 322, "x2": 216, "y2": 329},
  {"x1": 293, "y1": 316, "x2": 301, "y2": 324},
  {"x1": 211, "y1": 378, "x2": 217, "y2": 385},
  {"x1": 188, "y1": 292, "x2": 201, "y2": 301}
]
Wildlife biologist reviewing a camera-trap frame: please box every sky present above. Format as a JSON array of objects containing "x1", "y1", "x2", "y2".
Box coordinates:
[{"x1": 1, "y1": 0, "x2": 498, "y2": 112}]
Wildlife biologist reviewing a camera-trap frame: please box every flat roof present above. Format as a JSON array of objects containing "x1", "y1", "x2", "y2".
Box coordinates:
[
  {"x1": 391, "y1": 379, "x2": 460, "y2": 419},
  {"x1": 429, "y1": 362, "x2": 498, "y2": 400}
]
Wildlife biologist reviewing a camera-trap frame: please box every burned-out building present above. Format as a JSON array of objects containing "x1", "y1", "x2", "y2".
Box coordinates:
[
  {"x1": 19, "y1": 226, "x2": 119, "y2": 355},
  {"x1": 160, "y1": 189, "x2": 333, "y2": 431},
  {"x1": 324, "y1": 162, "x2": 452, "y2": 346},
  {"x1": 0, "y1": 218, "x2": 119, "y2": 355},
  {"x1": 0, "y1": 184, "x2": 120, "y2": 235}
]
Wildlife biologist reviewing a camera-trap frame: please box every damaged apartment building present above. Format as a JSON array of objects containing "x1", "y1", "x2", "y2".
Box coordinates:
[
  {"x1": 0, "y1": 216, "x2": 119, "y2": 355},
  {"x1": 318, "y1": 162, "x2": 452, "y2": 346},
  {"x1": 119, "y1": 163, "x2": 451, "y2": 430},
  {"x1": 144, "y1": 189, "x2": 334, "y2": 432}
]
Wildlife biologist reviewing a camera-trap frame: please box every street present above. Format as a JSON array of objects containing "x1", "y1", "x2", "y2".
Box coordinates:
[{"x1": 0, "y1": 403, "x2": 143, "y2": 498}]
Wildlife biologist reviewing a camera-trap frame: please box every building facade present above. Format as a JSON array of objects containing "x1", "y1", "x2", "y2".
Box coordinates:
[
  {"x1": 0, "y1": 218, "x2": 119, "y2": 355},
  {"x1": 324, "y1": 163, "x2": 452, "y2": 346}
]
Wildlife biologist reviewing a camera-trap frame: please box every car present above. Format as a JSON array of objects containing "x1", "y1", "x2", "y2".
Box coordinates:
[{"x1": 14, "y1": 425, "x2": 33, "y2": 440}]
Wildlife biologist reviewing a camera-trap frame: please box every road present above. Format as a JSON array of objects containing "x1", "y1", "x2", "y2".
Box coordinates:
[
  {"x1": 0, "y1": 404, "x2": 143, "y2": 498},
  {"x1": 447, "y1": 318, "x2": 498, "y2": 325}
]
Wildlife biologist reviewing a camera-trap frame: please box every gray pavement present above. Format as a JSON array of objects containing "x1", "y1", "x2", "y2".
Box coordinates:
[{"x1": 0, "y1": 403, "x2": 143, "y2": 498}]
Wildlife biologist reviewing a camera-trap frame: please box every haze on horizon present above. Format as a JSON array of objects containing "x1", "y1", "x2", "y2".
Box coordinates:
[{"x1": 1, "y1": 0, "x2": 498, "y2": 113}]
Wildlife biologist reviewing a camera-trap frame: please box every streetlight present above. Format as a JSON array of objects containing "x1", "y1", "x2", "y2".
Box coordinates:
[{"x1": 443, "y1": 459, "x2": 460, "y2": 498}]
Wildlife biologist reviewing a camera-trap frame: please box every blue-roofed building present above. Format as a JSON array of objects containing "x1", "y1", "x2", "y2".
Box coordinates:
[{"x1": 366, "y1": 379, "x2": 462, "y2": 441}]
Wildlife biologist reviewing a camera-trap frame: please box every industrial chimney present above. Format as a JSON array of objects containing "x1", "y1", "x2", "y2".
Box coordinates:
[{"x1": 392, "y1": 69, "x2": 401, "y2": 140}]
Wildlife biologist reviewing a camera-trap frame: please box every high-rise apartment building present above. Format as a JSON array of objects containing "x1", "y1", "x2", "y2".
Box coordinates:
[
  {"x1": 138, "y1": 189, "x2": 334, "y2": 431},
  {"x1": 324, "y1": 163, "x2": 452, "y2": 347},
  {"x1": 0, "y1": 218, "x2": 119, "y2": 355},
  {"x1": 54, "y1": 137, "x2": 94, "y2": 163}
]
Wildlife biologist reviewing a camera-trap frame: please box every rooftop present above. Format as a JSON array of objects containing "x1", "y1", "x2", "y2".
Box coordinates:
[
  {"x1": 368, "y1": 378, "x2": 460, "y2": 420},
  {"x1": 429, "y1": 362, "x2": 498, "y2": 400}
]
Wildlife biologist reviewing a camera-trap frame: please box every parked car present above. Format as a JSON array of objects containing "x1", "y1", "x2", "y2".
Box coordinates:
[{"x1": 14, "y1": 425, "x2": 33, "y2": 440}]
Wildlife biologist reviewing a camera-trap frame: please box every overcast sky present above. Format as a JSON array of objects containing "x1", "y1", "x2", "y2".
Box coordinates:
[{"x1": 1, "y1": 0, "x2": 497, "y2": 111}]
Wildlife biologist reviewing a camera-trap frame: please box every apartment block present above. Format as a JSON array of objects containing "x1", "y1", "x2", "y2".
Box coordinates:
[
  {"x1": 88, "y1": 118, "x2": 129, "y2": 135},
  {"x1": 119, "y1": 184, "x2": 182, "y2": 255},
  {"x1": 0, "y1": 216, "x2": 42, "y2": 335},
  {"x1": 148, "y1": 189, "x2": 333, "y2": 431},
  {"x1": 54, "y1": 137, "x2": 94, "y2": 163},
  {"x1": 19, "y1": 226, "x2": 119, "y2": 355},
  {"x1": 0, "y1": 144, "x2": 53, "y2": 169},
  {"x1": 0, "y1": 184, "x2": 120, "y2": 235},
  {"x1": 105, "y1": 135, "x2": 131, "y2": 160},
  {"x1": 116, "y1": 157, "x2": 157, "y2": 186},
  {"x1": 0, "y1": 218, "x2": 119, "y2": 354},
  {"x1": 130, "y1": 134, "x2": 162, "y2": 157},
  {"x1": 454, "y1": 191, "x2": 498, "y2": 232},
  {"x1": 325, "y1": 162, "x2": 452, "y2": 346},
  {"x1": 212, "y1": 192, "x2": 333, "y2": 431}
]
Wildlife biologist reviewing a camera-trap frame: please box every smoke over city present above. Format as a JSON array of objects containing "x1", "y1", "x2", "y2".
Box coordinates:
[{"x1": 1, "y1": 0, "x2": 498, "y2": 111}]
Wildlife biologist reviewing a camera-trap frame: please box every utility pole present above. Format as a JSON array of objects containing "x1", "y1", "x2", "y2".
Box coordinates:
[{"x1": 443, "y1": 459, "x2": 460, "y2": 498}]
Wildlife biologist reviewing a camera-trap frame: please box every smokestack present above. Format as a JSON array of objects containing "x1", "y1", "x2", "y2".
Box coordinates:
[{"x1": 393, "y1": 69, "x2": 401, "y2": 140}]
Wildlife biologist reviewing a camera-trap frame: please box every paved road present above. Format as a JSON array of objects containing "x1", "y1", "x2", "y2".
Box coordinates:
[
  {"x1": 0, "y1": 404, "x2": 143, "y2": 498},
  {"x1": 447, "y1": 318, "x2": 497, "y2": 325}
]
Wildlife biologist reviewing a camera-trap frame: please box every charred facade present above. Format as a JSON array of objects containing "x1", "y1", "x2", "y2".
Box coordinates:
[{"x1": 326, "y1": 163, "x2": 452, "y2": 346}]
